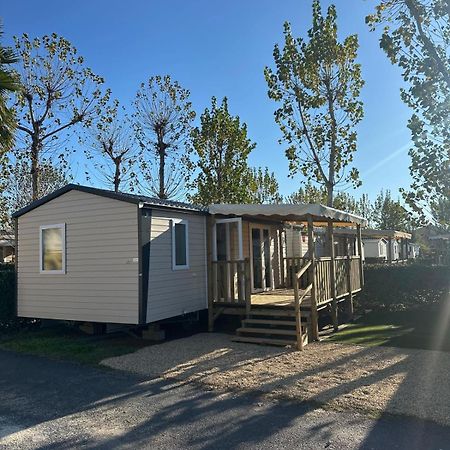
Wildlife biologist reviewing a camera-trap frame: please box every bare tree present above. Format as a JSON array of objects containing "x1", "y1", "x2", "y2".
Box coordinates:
[
  {"x1": 134, "y1": 75, "x2": 195, "y2": 199},
  {"x1": 1, "y1": 159, "x2": 69, "y2": 237},
  {"x1": 85, "y1": 100, "x2": 138, "y2": 192},
  {"x1": 13, "y1": 33, "x2": 110, "y2": 200}
]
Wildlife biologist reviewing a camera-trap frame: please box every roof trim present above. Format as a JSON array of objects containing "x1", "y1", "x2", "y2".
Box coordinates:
[
  {"x1": 12, "y1": 184, "x2": 207, "y2": 218},
  {"x1": 208, "y1": 203, "x2": 368, "y2": 226}
]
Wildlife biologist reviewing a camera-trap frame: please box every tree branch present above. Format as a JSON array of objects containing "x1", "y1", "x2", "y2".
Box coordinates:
[
  {"x1": 17, "y1": 124, "x2": 33, "y2": 136},
  {"x1": 296, "y1": 99, "x2": 329, "y2": 184},
  {"x1": 42, "y1": 117, "x2": 81, "y2": 140},
  {"x1": 405, "y1": 0, "x2": 450, "y2": 88}
]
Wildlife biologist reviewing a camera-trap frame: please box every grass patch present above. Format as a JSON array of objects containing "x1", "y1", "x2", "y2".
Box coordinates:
[
  {"x1": 329, "y1": 308, "x2": 450, "y2": 352},
  {"x1": 0, "y1": 325, "x2": 150, "y2": 365}
]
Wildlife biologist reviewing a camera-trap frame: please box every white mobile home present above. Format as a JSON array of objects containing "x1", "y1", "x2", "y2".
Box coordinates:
[
  {"x1": 408, "y1": 242, "x2": 420, "y2": 259},
  {"x1": 13, "y1": 185, "x2": 208, "y2": 325},
  {"x1": 363, "y1": 238, "x2": 388, "y2": 261}
]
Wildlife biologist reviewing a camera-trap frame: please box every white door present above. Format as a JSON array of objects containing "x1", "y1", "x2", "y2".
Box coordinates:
[{"x1": 250, "y1": 225, "x2": 273, "y2": 293}]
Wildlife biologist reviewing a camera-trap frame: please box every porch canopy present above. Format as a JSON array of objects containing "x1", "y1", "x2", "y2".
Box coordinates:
[
  {"x1": 208, "y1": 203, "x2": 368, "y2": 227},
  {"x1": 325, "y1": 228, "x2": 411, "y2": 239}
]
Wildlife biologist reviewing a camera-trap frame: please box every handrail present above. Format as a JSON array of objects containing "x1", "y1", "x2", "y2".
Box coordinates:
[
  {"x1": 296, "y1": 260, "x2": 312, "y2": 280},
  {"x1": 299, "y1": 283, "x2": 313, "y2": 302},
  {"x1": 292, "y1": 261, "x2": 314, "y2": 351}
]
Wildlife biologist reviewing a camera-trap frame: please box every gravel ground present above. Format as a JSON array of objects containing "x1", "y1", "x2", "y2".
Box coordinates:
[
  {"x1": 103, "y1": 333, "x2": 450, "y2": 426},
  {"x1": 3, "y1": 350, "x2": 450, "y2": 449}
]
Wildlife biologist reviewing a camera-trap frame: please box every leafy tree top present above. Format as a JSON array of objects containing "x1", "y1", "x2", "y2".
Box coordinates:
[
  {"x1": 265, "y1": 0, "x2": 364, "y2": 205},
  {"x1": 367, "y1": 0, "x2": 450, "y2": 227},
  {"x1": 188, "y1": 96, "x2": 256, "y2": 206}
]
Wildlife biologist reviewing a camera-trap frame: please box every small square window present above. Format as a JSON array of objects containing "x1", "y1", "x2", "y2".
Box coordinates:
[
  {"x1": 40, "y1": 224, "x2": 66, "y2": 274},
  {"x1": 172, "y1": 220, "x2": 189, "y2": 270}
]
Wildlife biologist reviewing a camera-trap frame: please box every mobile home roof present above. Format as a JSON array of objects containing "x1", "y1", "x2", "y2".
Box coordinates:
[{"x1": 12, "y1": 184, "x2": 207, "y2": 218}]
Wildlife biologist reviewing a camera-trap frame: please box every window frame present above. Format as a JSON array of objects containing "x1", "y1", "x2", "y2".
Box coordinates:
[
  {"x1": 39, "y1": 223, "x2": 66, "y2": 274},
  {"x1": 171, "y1": 219, "x2": 189, "y2": 271}
]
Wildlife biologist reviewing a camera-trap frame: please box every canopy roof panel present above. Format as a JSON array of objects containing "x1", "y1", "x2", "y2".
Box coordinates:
[
  {"x1": 317, "y1": 228, "x2": 412, "y2": 239},
  {"x1": 208, "y1": 203, "x2": 368, "y2": 226}
]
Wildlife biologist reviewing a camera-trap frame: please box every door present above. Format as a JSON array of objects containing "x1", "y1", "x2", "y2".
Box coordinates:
[{"x1": 250, "y1": 225, "x2": 273, "y2": 292}]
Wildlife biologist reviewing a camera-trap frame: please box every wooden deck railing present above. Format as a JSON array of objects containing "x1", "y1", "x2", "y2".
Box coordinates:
[
  {"x1": 314, "y1": 256, "x2": 362, "y2": 305},
  {"x1": 292, "y1": 259, "x2": 312, "y2": 351},
  {"x1": 284, "y1": 256, "x2": 362, "y2": 305},
  {"x1": 284, "y1": 257, "x2": 311, "y2": 288},
  {"x1": 210, "y1": 259, "x2": 251, "y2": 308}
]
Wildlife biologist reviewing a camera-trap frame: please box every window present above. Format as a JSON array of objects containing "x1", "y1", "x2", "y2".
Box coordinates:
[
  {"x1": 172, "y1": 219, "x2": 189, "y2": 270},
  {"x1": 40, "y1": 224, "x2": 66, "y2": 274}
]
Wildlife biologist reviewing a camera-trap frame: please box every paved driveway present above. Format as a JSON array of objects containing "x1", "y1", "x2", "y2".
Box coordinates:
[{"x1": 1, "y1": 350, "x2": 450, "y2": 449}]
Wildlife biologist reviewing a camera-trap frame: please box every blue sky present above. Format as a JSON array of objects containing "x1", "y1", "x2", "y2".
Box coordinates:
[{"x1": 2, "y1": 0, "x2": 412, "y2": 201}]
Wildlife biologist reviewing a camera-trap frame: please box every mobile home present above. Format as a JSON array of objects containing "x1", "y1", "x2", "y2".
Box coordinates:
[{"x1": 14, "y1": 184, "x2": 367, "y2": 349}]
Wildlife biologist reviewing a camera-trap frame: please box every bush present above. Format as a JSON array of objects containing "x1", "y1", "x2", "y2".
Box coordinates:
[
  {"x1": 0, "y1": 264, "x2": 16, "y2": 330},
  {"x1": 0, "y1": 264, "x2": 38, "y2": 333},
  {"x1": 357, "y1": 263, "x2": 450, "y2": 312}
]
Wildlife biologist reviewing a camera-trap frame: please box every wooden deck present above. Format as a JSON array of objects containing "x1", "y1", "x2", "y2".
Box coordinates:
[{"x1": 251, "y1": 289, "x2": 311, "y2": 308}]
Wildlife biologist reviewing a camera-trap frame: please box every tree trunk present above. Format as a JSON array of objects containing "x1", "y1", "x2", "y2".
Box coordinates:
[
  {"x1": 326, "y1": 183, "x2": 333, "y2": 208},
  {"x1": 30, "y1": 137, "x2": 40, "y2": 201},
  {"x1": 158, "y1": 147, "x2": 166, "y2": 199},
  {"x1": 113, "y1": 158, "x2": 121, "y2": 193},
  {"x1": 325, "y1": 78, "x2": 337, "y2": 208}
]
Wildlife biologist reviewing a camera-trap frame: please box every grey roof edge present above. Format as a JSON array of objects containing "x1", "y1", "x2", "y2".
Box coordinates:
[
  {"x1": 208, "y1": 203, "x2": 368, "y2": 226},
  {"x1": 12, "y1": 184, "x2": 207, "y2": 218}
]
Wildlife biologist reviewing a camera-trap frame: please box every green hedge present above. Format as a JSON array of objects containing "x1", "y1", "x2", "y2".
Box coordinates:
[
  {"x1": 358, "y1": 263, "x2": 450, "y2": 312},
  {"x1": 0, "y1": 264, "x2": 16, "y2": 330}
]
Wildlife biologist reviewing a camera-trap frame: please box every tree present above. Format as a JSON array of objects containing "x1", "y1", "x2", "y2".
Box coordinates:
[
  {"x1": 372, "y1": 190, "x2": 411, "y2": 230},
  {"x1": 85, "y1": 100, "x2": 138, "y2": 192},
  {"x1": 285, "y1": 182, "x2": 327, "y2": 204},
  {"x1": 1, "y1": 159, "x2": 68, "y2": 233},
  {"x1": 0, "y1": 23, "x2": 20, "y2": 232},
  {"x1": 188, "y1": 97, "x2": 256, "y2": 206},
  {"x1": 134, "y1": 75, "x2": 195, "y2": 199},
  {"x1": 265, "y1": 0, "x2": 364, "y2": 206},
  {"x1": 0, "y1": 23, "x2": 19, "y2": 152},
  {"x1": 367, "y1": 1, "x2": 450, "y2": 227},
  {"x1": 12, "y1": 33, "x2": 109, "y2": 201},
  {"x1": 249, "y1": 167, "x2": 283, "y2": 204},
  {"x1": 354, "y1": 193, "x2": 374, "y2": 227}
]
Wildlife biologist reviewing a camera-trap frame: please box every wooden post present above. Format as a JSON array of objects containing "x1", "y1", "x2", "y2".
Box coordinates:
[
  {"x1": 207, "y1": 216, "x2": 214, "y2": 332},
  {"x1": 387, "y1": 237, "x2": 393, "y2": 264},
  {"x1": 307, "y1": 215, "x2": 319, "y2": 341},
  {"x1": 345, "y1": 236, "x2": 354, "y2": 320},
  {"x1": 292, "y1": 266, "x2": 303, "y2": 350},
  {"x1": 279, "y1": 228, "x2": 286, "y2": 289},
  {"x1": 356, "y1": 224, "x2": 364, "y2": 288},
  {"x1": 328, "y1": 220, "x2": 338, "y2": 331},
  {"x1": 244, "y1": 257, "x2": 251, "y2": 318}
]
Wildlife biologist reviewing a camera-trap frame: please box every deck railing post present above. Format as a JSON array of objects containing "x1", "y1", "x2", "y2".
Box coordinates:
[
  {"x1": 328, "y1": 220, "x2": 338, "y2": 331},
  {"x1": 207, "y1": 216, "x2": 214, "y2": 332},
  {"x1": 292, "y1": 265, "x2": 303, "y2": 351},
  {"x1": 244, "y1": 257, "x2": 251, "y2": 318},
  {"x1": 345, "y1": 237, "x2": 354, "y2": 321},
  {"x1": 307, "y1": 215, "x2": 319, "y2": 341},
  {"x1": 356, "y1": 224, "x2": 364, "y2": 288}
]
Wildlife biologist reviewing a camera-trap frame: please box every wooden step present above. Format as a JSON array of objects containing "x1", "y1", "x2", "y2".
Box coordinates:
[
  {"x1": 242, "y1": 319, "x2": 296, "y2": 327},
  {"x1": 232, "y1": 336, "x2": 297, "y2": 347},
  {"x1": 237, "y1": 327, "x2": 300, "y2": 336},
  {"x1": 250, "y1": 308, "x2": 311, "y2": 318}
]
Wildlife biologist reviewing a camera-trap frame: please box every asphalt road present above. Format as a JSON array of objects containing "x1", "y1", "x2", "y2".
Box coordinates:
[{"x1": 1, "y1": 350, "x2": 450, "y2": 449}]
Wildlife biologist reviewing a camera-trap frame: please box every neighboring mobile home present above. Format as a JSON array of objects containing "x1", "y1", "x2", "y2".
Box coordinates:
[
  {"x1": 363, "y1": 238, "x2": 388, "y2": 262},
  {"x1": 0, "y1": 232, "x2": 15, "y2": 263},
  {"x1": 408, "y1": 242, "x2": 420, "y2": 259}
]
